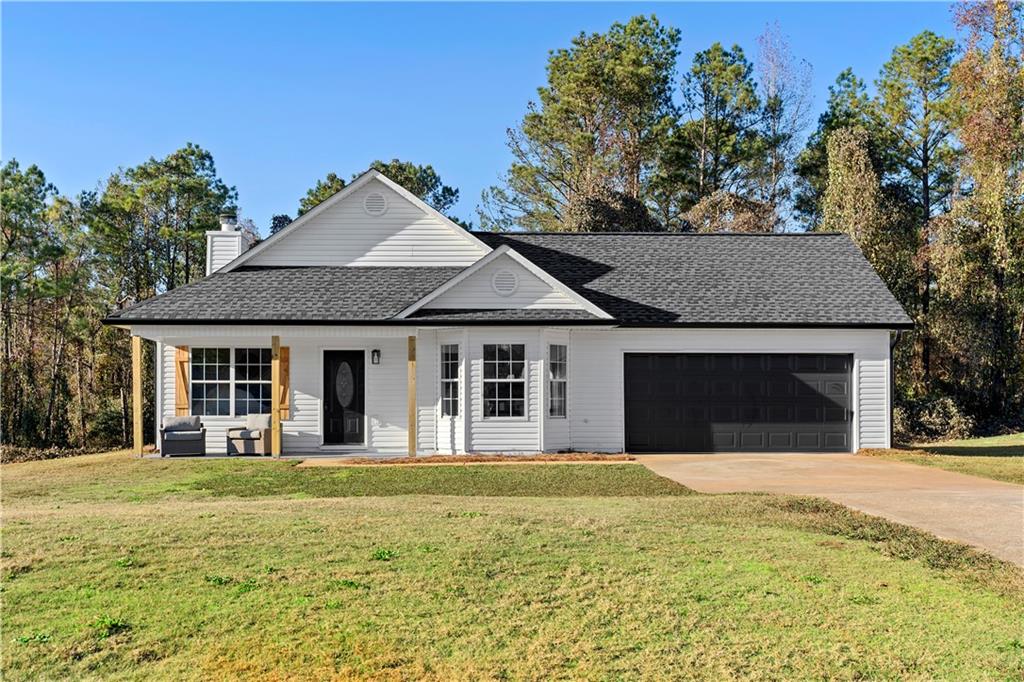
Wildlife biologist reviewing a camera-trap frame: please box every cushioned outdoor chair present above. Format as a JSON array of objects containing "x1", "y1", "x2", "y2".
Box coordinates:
[
  {"x1": 227, "y1": 414, "x2": 272, "y2": 456},
  {"x1": 160, "y1": 416, "x2": 206, "y2": 457}
]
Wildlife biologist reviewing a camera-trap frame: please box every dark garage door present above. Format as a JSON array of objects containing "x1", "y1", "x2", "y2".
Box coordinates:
[{"x1": 624, "y1": 353, "x2": 852, "y2": 453}]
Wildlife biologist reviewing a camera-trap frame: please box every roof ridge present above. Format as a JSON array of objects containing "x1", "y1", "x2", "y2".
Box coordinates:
[{"x1": 472, "y1": 231, "x2": 845, "y2": 237}]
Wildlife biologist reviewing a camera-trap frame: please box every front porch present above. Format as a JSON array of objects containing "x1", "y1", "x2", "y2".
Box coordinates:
[{"x1": 129, "y1": 326, "x2": 420, "y2": 458}]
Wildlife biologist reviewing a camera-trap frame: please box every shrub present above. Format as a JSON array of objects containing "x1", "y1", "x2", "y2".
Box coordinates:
[
  {"x1": 0, "y1": 446, "x2": 111, "y2": 464},
  {"x1": 894, "y1": 396, "x2": 976, "y2": 444},
  {"x1": 87, "y1": 404, "x2": 128, "y2": 448}
]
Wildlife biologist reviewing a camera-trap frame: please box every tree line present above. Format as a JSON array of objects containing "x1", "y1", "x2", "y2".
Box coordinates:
[
  {"x1": 2, "y1": 0, "x2": 1021, "y2": 451},
  {"x1": 1, "y1": 151, "x2": 459, "y2": 450},
  {"x1": 480, "y1": 3, "x2": 1022, "y2": 437}
]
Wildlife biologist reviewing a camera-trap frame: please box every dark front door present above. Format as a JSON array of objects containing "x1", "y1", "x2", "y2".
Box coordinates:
[
  {"x1": 624, "y1": 353, "x2": 853, "y2": 453},
  {"x1": 323, "y1": 351, "x2": 365, "y2": 445}
]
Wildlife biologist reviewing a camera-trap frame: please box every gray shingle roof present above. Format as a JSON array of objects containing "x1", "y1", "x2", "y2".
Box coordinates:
[
  {"x1": 406, "y1": 308, "x2": 602, "y2": 322},
  {"x1": 105, "y1": 267, "x2": 463, "y2": 323},
  {"x1": 473, "y1": 232, "x2": 912, "y2": 328},
  {"x1": 105, "y1": 233, "x2": 912, "y2": 328}
]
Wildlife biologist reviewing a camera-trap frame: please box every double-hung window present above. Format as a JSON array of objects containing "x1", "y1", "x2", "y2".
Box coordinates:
[
  {"x1": 440, "y1": 344, "x2": 459, "y2": 417},
  {"x1": 191, "y1": 348, "x2": 231, "y2": 416},
  {"x1": 190, "y1": 347, "x2": 271, "y2": 416},
  {"x1": 548, "y1": 344, "x2": 567, "y2": 418},
  {"x1": 234, "y1": 348, "x2": 272, "y2": 416},
  {"x1": 483, "y1": 344, "x2": 525, "y2": 418}
]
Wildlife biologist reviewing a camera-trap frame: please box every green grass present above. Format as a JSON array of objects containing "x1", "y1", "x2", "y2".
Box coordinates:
[
  {"x1": 865, "y1": 433, "x2": 1024, "y2": 485},
  {"x1": 1, "y1": 452, "x2": 686, "y2": 503},
  {"x1": 3, "y1": 452, "x2": 1023, "y2": 680}
]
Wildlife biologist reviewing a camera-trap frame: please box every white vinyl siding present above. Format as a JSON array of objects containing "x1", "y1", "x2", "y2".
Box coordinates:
[
  {"x1": 857, "y1": 357, "x2": 889, "y2": 449},
  {"x1": 424, "y1": 253, "x2": 581, "y2": 310},
  {"x1": 147, "y1": 325, "x2": 893, "y2": 456},
  {"x1": 567, "y1": 327, "x2": 891, "y2": 452},
  {"x1": 541, "y1": 329, "x2": 571, "y2": 452},
  {"x1": 158, "y1": 330, "x2": 411, "y2": 456},
  {"x1": 245, "y1": 181, "x2": 487, "y2": 268},
  {"x1": 416, "y1": 330, "x2": 437, "y2": 455},
  {"x1": 468, "y1": 331, "x2": 540, "y2": 453},
  {"x1": 206, "y1": 231, "x2": 243, "y2": 274}
]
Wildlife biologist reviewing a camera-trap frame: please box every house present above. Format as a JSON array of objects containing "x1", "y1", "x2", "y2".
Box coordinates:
[{"x1": 104, "y1": 170, "x2": 913, "y2": 457}]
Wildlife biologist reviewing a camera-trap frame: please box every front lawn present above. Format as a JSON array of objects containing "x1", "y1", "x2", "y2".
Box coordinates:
[
  {"x1": 863, "y1": 433, "x2": 1024, "y2": 485},
  {"x1": 3, "y1": 452, "x2": 1022, "y2": 680}
]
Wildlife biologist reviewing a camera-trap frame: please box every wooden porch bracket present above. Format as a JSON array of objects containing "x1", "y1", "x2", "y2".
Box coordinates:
[
  {"x1": 407, "y1": 335, "x2": 417, "y2": 456},
  {"x1": 131, "y1": 335, "x2": 143, "y2": 457},
  {"x1": 271, "y1": 335, "x2": 282, "y2": 457}
]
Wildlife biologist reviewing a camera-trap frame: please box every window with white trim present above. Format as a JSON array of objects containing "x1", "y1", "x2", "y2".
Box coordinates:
[
  {"x1": 235, "y1": 348, "x2": 272, "y2": 416},
  {"x1": 483, "y1": 344, "x2": 525, "y2": 418},
  {"x1": 440, "y1": 344, "x2": 459, "y2": 417},
  {"x1": 191, "y1": 348, "x2": 231, "y2": 416},
  {"x1": 190, "y1": 347, "x2": 271, "y2": 416},
  {"x1": 548, "y1": 344, "x2": 567, "y2": 418}
]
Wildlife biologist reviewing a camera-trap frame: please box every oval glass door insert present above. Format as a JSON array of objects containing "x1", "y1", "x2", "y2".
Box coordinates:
[{"x1": 336, "y1": 362, "x2": 355, "y2": 407}]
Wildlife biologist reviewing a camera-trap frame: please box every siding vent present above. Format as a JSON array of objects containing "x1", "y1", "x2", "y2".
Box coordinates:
[
  {"x1": 491, "y1": 269, "x2": 519, "y2": 297},
  {"x1": 363, "y1": 192, "x2": 388, "y2": 216}
]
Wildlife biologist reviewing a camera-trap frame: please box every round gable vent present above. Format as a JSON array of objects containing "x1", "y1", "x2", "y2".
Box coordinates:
[
  {"x1": 363, "y1": 192, "x2": 388, "y2": 216},
  {"x1": 491, "y1": 269, "x2": 519, "y2": 297}
]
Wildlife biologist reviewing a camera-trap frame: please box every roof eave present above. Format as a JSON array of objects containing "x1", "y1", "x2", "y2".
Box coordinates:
[
  {"x1": 103, "y1": 317, "x2": 912, "y2": 330},
  {"x1": 100, "y1": 317, "x2": 616, "y2": 327}
]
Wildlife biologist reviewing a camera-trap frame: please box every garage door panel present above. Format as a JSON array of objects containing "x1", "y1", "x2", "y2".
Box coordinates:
[
  {"x1": 824, "y1": 380, "x2": 848, "y2": 396},
  {"x1": 740, "y1": 433, "x2": 765, "y2": 448},
  {"x1": 824, "y1": 433, "x2": 849, "y2": 448},
  {"x1": 797, "y1": 432, "x2": 822, "y2": 448},
  {"x1": 682, "y1": 379, "x2": 707, "y2": 397},
  {"x1": 712, "y1": 432, "x2": 737, "y2": 448},
  {"x1": 624, "y1": 353, "x2": 853, "y2": 453},
  {"x1": 824, "y1": 406, "x2": 848, "y2": 422}
]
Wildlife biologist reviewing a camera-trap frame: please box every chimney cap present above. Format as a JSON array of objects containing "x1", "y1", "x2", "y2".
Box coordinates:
[{"x1": 218, "y1": 213, "x2": 238, "y2": 231}]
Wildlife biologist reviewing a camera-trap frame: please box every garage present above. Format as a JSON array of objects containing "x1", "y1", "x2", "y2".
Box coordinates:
[{"x1": 624, "y1": 353, "x2": 853, "y2": 453}]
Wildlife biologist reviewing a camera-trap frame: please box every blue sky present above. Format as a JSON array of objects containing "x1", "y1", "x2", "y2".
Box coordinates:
[{"x1": 4, "y1": 2, "x2": 956, "y2": 234}]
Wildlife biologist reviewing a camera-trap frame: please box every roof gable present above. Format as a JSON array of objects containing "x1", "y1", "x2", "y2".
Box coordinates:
[
  {"x1": 226, "y1": 171, "x2": 490, "y2": 270},
  {"x1": 473, "y1": 232, "x2": 913, "y2": 328},
  {"x1": 397, "y1": 246, "x2": 612, "y2": 319}
]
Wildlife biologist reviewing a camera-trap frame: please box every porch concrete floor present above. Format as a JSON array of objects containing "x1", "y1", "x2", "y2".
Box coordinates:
[{"x1": 636, "y1": 453, "x2": 1024, "y2": 566}]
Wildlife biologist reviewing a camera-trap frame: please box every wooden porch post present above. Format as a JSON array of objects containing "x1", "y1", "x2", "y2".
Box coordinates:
[
  {"x1": 271, "y1": 335, "x2": 282, "y2": 457},
  {"x1": 407, "y1": 335, "x2": 417, "y2": 456},
  {"x1": 131, "y1": 335, "x2": 143, "y2": 457}
]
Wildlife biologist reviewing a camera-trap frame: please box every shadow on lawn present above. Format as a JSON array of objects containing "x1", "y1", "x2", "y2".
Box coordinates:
[{"x1": 915, "y1": 445, "x2": 1024, "y2": 458}]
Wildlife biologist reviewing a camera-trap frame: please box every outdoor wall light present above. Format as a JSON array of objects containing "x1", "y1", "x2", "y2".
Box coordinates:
[{"x1": 371, "y1": 349, "x2": 381, "y2": 365}]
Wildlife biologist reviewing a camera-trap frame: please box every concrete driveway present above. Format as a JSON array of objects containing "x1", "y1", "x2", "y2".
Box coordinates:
[{"x1": 637, "y1": 453, "x2": 1024, "y2": 566}]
